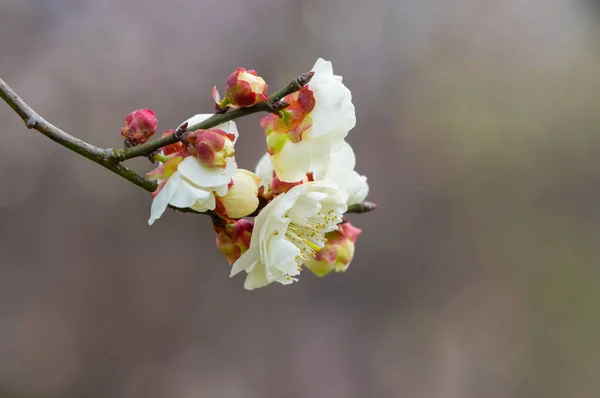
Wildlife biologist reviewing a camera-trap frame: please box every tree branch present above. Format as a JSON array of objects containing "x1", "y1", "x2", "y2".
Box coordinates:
[{"x1": 0, "y1": 78, "x2": 156, "y2": 193}]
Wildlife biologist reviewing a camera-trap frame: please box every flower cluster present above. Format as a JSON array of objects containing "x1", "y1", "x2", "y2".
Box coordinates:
[{"x1": 123, "y1": 58, "x2": 372, "y2": 290}]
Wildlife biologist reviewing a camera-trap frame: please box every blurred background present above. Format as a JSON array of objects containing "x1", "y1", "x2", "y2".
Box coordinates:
[{"x1": 1, "y1": 0, "x2": 600, "y2": 397}]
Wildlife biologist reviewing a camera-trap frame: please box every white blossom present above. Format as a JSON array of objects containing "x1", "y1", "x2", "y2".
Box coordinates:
[
  {"x1": 230, "y1": 182, "x2": 347, "y2": 290},
  {"x1": 263, "y1": 58, "x2": 355, "y2": 182},
  {"x1": 254, "y1": 141, "x2": 368, "y2": 205}
]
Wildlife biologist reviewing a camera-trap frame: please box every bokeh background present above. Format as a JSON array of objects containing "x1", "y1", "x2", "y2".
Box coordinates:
[{"x1": 1, "y1": 0, "x2": 600, "y2": 397}]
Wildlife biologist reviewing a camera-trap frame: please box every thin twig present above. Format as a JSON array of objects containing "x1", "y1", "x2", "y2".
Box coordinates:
[
  {"x1": 346, "y1": 201, "x2": 377, "y2": 214},
  {"x1": 0, "y1": 78, "x2": 156, "y2": 193}
]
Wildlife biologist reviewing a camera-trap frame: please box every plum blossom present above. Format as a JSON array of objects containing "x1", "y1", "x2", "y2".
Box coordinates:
[
  {"x1": 254, "y1": 140, "x2": 368, "y2": 206},
  {"x1": 230, "y1": 182, "x2": 347, "y2": 290},
  {"x1": 261, "y1": 58, "x2": 355, "y2": 182}
]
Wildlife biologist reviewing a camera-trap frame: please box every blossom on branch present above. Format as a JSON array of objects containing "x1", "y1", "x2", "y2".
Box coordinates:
[
  {"x1": 261, "y1": 58, "x2": 355, "y2": 182},
  {"x1": 254, "y1": 141, "x2": 368, "y2": 206},
  {"x1": 230, "y1": 182, "x2": 346, "y2": 290}
]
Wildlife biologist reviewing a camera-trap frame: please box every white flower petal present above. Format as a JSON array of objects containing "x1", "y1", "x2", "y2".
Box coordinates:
[
  {"x1": 244, "y1": 263, "x2": 271, "y2": 290},
  {"x1": 255, "y1": 152, "x2": 274, "y2": 187},
  {"x1": 271, "y1": 137, "x2": 333, "y2": 183},
  {"x1": 216, "y1": 120, "x2": 239, "y2": 144},
  {"x1": 308, "y1": 78, "x2": 355, "y2": 139},
  {"x1": 330, "y1": 141, "x2": 356, "y2": 172},
  {"x1": 311, "y1": 58, "x2": 334, "y2": 77},
  {"x1": 181, "y1": 114, "x2": 211, "y2": 130},
  {"x1": 181, "y1": 115, "x2": 239, "y2": 143},
  {"x1": 213, "y1": 184, "x2": 229, "y2": 197},
  {"x1": 231, "y1": 248, "x2": 258, "y2": 276},
  {"x1": 344, "y1": 172, "x2": 369, "y2": 205},
  {"x1": 148, "y1": 172, "x2": 182, "y2": 225},
  {"x1": 178, "y1": 156, "x2": 236, "y2": 188},
  {"x1": 190, "y1": 192, "x2": 216, "y2": 212},
  {"x1": 268, "y1": 236, "x2": 301, "y2": 276},
  {"x1": 169, "y1": 180, "x2": 211, "y2": 208}
]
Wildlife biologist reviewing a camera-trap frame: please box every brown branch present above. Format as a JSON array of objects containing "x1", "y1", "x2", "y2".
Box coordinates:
[{"x1": 0, "y1": 78, "x2": 156, "y2": 193}]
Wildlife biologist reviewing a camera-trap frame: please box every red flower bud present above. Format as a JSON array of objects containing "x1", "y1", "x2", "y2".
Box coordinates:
[
  {"x1": 120, "y1": 109, "x2": 158, "y2": 146},
  {"x1": 186, "y1": 129, "x2": 235, "y2": 168},
  {"x1": 214, "y1": 219, "x2": 254, "y2": 265},
  {"x1": 305, "y1": 222, "x2": 362, "y2": 277},
  {"x1": 215, "y1": 68, "x2": 268, "y2": 109}
]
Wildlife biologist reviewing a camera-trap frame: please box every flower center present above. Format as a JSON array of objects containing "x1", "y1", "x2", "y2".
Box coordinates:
[{"x1": 285, "y1": 209, "x2": 341, "y2": 271}]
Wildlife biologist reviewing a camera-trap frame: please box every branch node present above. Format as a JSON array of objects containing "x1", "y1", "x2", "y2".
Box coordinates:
[
  {"x1": 107, "y1": 149, "x2": 125, "y2": 163},
  {"x1": 176, "y1": 122, "x2": 188, "y2": 136},
  {"x1": 215, "y1": 104, "x2": 229, "y2": 114},
  {"x1": 272, "y1": 100, "x2": 290, "y2": 112},
  {"x1": 297, "y1": 71, "x2": 315, "y2": 87},
  {"x1": 260, "y1": 101, "x2": 282, "y2": 117},
  {"x1": 26, "y1": 116, "x2": 38, "y2": 128},
  {"x1": 147, "y1": 150, "x2": 160, "y2": 164}
]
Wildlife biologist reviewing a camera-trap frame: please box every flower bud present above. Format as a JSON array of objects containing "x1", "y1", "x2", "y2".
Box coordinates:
[
  {"x1": 186, "y1": 129, "x2": 235, "y2": 168},
  {"x1": 215, "y1": 68, "x2": 268, "y2": 109},
  {"x1": 215, "y1": 169, "x2": 261, "y2": 219},
  {"x1": 304, "y1": 222, "x2": 362, "y2": 277},
  {"x1": 120, "y1": 109, "x2": 158, "y2": 146},
  {"x1": 214, "y1": 219, "x2": 254, "y2": 265}
]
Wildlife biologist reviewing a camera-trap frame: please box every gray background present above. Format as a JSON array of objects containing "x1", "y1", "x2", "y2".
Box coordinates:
[{"x1": 1, "y1": 0, "x2": 600, "y2": 397}]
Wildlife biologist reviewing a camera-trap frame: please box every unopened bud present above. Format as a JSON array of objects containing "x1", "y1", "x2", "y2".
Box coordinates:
[
  {"x1": 186, "y1": 129, "x2": 235, "y2": 168},
  {"x1": 215, "y1": 169, "x2": 261, "y2": 219},
  {"x1": 214, "y1": 219, "x2": 254, "y2": 265},
  {"x1": 215, "y1": 68, "x2": 268, "y2": 109},
  {"x1": 120, "y1": 109, "x2": 158, "y2": 146},
  {"x1": 305, "y1": 222, "x2": 362, "y2": 277}
]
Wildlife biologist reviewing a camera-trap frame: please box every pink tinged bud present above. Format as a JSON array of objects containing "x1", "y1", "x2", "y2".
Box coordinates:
[
  {"x1": 186, "y1": 129, "x2": 235, "y2": 168},
  {"x1": 220, "y1": 67, "x2": 268, "y2": 109},
  {"x1": 215, "y1": 169, "x2": 261, "y2": 219},
  {"x1": 214, "y1": 219, "x2": 254, "y2": 265},
  {"x1": 120, "y1": 109, "x2": 158, "y2": 146},
  {"x1": 304, "y1": 222, "x2": 362, "y2": 277}
]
